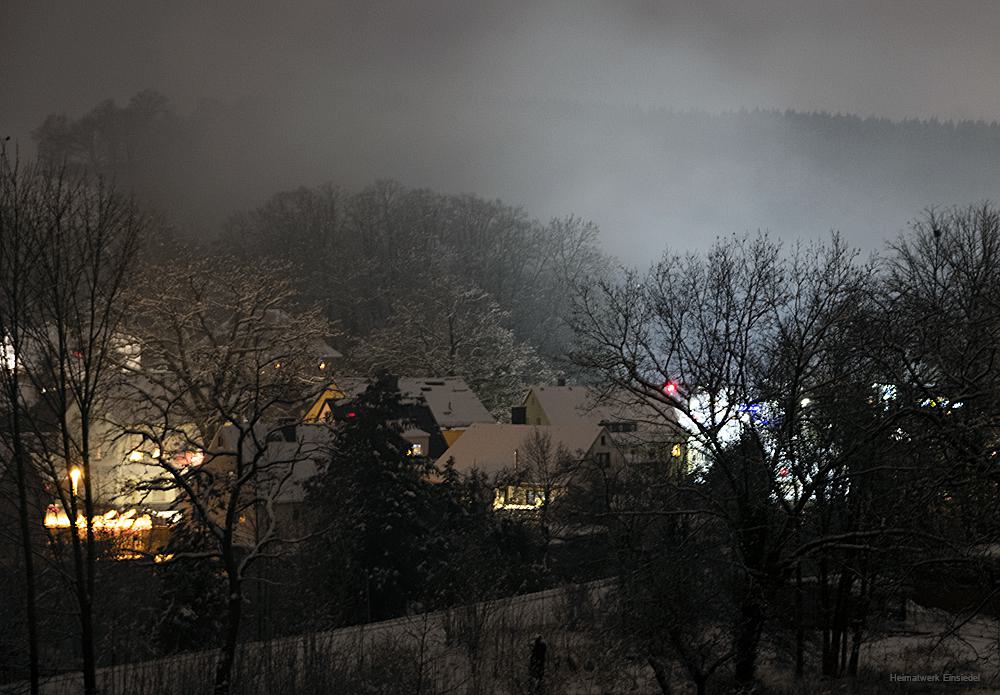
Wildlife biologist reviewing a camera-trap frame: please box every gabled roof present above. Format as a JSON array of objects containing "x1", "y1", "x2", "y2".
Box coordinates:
[
  {"x1": 435, "y1": 423, "x2": 603, "y2": 476},
  {"x1": 398, "y1": 377, "x2": 494, "y2": 428},
  {"x1": 524, "y1": 385, "x2": 678, "y2": 427},
  {"x1": 525, "y1": 385, "x2": 604, "y2": 426},
  {"x1": 311, "y1": 376, "x2": 494, "y2": 429}
]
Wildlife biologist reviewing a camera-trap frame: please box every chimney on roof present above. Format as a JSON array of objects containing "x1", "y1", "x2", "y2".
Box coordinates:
[
  {"x1": 511, "y1": 406, "x2": 526, "y2": 424},
  {"x1": 557, "y1": 377, "x2": 566, "y2": 387}
]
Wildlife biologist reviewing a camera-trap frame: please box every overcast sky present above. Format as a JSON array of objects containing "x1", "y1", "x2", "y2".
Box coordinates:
[{"x1": 4, "y1": 1, "x2": 1000, "y2": 260}]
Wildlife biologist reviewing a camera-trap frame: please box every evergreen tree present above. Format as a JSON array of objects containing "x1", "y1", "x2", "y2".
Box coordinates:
[{"x1": 306, "y1": 375, "x2": 443, "y2": 622}]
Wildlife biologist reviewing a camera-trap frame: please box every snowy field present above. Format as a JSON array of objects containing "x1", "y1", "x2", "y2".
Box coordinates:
[{"x1": 8, "y1": 585, "x2": 1000, "y2": 694}]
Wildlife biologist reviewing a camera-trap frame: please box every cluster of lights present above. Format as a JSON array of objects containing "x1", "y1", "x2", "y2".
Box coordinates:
[
  {"x1": 127, "y1": 447, "x2": 203, "y2": 466},
  {"x1": 126, "y1": 447, "x2": 162, "y2": 462},
  {"x1": 662, "y1": 380, "x2": 678, "y2": 396},
  {"x1": 44, "y1": 505, "x2": 153, "y2": 532},
  {"x1": 492, "y1": 486, "x2": 549, "y2": 511}
]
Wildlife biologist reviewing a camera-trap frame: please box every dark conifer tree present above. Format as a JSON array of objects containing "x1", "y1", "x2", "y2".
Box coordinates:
[{"x1": 306, "y1": 375, "x2": 444, "y2": 622}]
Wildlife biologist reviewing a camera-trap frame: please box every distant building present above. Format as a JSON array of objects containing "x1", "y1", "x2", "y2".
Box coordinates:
[
  {"x1": 306, "y1": 376, "x2": 494, "y2": 458},
  {"x1": 398, "y1": 377, "x2": 495, "y2": 447},
  {"x1": 515, "y1": 384, "x2": 687, "y2": 472},
  {"x1": 435, "y1": 422, "x2": 620, "y2": 511}
]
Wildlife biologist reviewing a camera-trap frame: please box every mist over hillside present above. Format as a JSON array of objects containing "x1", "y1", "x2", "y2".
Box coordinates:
[{"x1": 27, "y1": 91, "x2": 1000, "y2": 265}]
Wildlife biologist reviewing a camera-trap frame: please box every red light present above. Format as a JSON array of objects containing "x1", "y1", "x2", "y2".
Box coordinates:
[
  {"x1": 346, "y1": 411, "x2": 357, "y2": 418},
  {"x1": 662, "y1": 381, "x2": 678, "y2": 396}
]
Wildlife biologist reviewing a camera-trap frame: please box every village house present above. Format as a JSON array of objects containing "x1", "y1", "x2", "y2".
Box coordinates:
[
  {"x1": 1, "y1": 320, "x2": 342, "y2": 558},
  {"x1": 306, "y1": 375, "x2": 494, "y2": 458},
  {"x1": 434, "y1": 422, "x2": 622, "y2": 512},
  {"x1": 514, "y1": 383, "x2": 688, "y2": 472}
]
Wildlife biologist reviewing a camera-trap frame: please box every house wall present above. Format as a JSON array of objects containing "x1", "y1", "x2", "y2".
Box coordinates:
[
  {"x1": 586, "y1": 432, "x2": 625, "y2": 469},
  {"x1": 522, "y1": 391, "x2": 550, "y2": 425},
  {"x1": 442, "y1": 428, "x2": 465, "y2": 447}
]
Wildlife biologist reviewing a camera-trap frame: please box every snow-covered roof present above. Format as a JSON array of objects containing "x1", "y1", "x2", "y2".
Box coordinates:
[
  {"x1": 398, "y1": 377, "x2": 494, "y2": 429},
  {"x1": 323, "y1": 376, "x2": 493, "y2": 429},
  {"x1": 523, "y1": 385, "x2": 678, "y2": 427},
  {"x1": 435, "y1": 423, "x2": 603, "y2": 476},
  {"x1": 400, "y1": 427, "x2": 430, "y2": 439}
]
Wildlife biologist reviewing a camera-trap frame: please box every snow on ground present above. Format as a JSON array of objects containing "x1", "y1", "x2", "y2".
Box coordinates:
[{"x1": 11, "y1": 588, "x2": 1000, "y2": 694}]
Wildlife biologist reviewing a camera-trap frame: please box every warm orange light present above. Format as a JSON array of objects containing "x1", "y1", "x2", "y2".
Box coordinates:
[
  {"x1": 44, "y1": 505, "x2": 153, "y2": 532},
  {"x1": 319, "y1": 361, "x2": 327, "y2": 371},
  {"x1": 69, "y1": 467, "x2": 82, "y2": 495}
]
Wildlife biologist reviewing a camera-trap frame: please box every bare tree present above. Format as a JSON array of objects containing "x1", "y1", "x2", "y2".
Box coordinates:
[
  {"x1": 0, "y1": 147, "x2": 45, "y2": 695},
  {"x1": 622, "y1": 513, "x2": 736, "y2": 695},
  {"x1": 875, "y1": 206, "x2": 1000, "y2": 640},
  {"x1": 514, "y1": 429, "x2": 579, "y2": 569},
  {"x1": 0, "y1": 148, "x2": 145, "y2": 695},
  {"x1": 570, "y1": 233, "x2": 899, "y2": 690},
  {"x1": 355, "y1": 274, "x2": 555, "y2": 418},
  {"x1": 121, "y1": 258, "x2": 331, "y2": 694}
]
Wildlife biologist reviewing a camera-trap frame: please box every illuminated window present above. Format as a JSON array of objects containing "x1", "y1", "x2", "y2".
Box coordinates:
[
  {"x1": 671, "y1": 443, "x2": 682, "y2": 458},
  {"x1": 410, "y1": 443, "x2": 423, "y2": 456}
]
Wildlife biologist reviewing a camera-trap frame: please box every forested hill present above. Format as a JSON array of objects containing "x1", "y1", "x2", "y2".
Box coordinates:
[{"x1": 32, "y1": 91, "x2": 1000, "y2": 261}]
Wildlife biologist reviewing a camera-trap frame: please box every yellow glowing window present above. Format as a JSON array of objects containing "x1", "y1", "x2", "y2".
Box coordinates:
[
  {"x1": 671, "y1": 443, "x2": 682, "y2": 458},
  {"x1": 410, "y1": 443, "x2": 423, "y2": 456}
]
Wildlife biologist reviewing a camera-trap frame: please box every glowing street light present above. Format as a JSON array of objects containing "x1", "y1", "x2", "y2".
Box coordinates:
[
  {"x1": 69, "y1": 467, "x2": 82, "y2": 496},
  {"x1": 662, "y1": 380, "x2": 679, "y2": 397}
]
